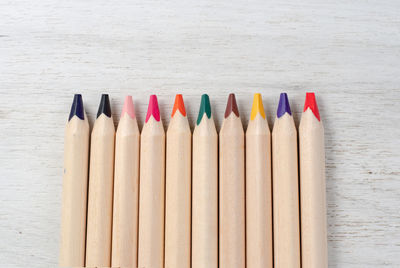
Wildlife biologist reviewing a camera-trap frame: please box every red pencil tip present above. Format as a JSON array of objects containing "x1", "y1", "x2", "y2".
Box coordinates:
[
  {"x1": 304, "y1": 92, "x2": 320, "y2": 121},
  {"x1": 171, "y1": 94, "x2": 186, "y2": 117},
  {"x1": 145, "y1": 95, "x2": 161, "y2": 122},
  {"x1": 224, "y1": 93, "x2": 239, "y2": 118}
]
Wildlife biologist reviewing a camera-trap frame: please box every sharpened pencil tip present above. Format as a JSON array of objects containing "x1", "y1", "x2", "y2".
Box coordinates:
[
  {"x1": 121, "y1": 95, "x2": 136, "y2": 119},
  {"x1": 145, "y1": 94, "x2": 161, "y2": 123},
  {"x1": 97, "y1": 94, "x2": 111, "y2": 118},
  {"x1": 224, "y1": 93, "x2": 239, "y2": 118},
  {"x1": 304, "y1": 92, "x2": 320, "y2": 121},
  {"x1": 171, "y1": 94, "x2": 186, "y2": 117},
  {"x1": 68, "y1": 94, "x2": 84, "y2": 121},
  {"x1": 196, "y1": 94, "x2": 212, "y2": 125},
  {"x1": 250, "y1": 93, "x2": 266, "y2": 120},
  {"x1": 277, "y1": 93, "x2": 291, "y2": 118}
]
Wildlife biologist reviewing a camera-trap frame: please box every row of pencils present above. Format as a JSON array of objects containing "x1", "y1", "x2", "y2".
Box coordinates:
[{"x1": 60, "y1": 92, "x2": 327, "y2": 268}]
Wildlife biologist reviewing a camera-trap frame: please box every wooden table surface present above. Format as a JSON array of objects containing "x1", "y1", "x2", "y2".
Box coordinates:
[{"x1": 0, "y1": 0, "x2": 399, "y2": 267}]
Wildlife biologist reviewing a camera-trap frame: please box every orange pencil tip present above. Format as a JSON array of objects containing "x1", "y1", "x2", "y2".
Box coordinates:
[{"x1": 171, "y1": 94, "x2": 186, "y2": 117}]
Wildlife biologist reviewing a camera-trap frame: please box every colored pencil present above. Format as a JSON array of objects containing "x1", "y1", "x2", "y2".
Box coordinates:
[
  {"x1": 111, "y1": 96, "x2": 140, "y2": 268},
  {"x1": 246, "y1": 93, "x2": 273, "y2": 268},
  {"x1": 219, "y1": 93, "x2": 245, "y2": 268},
  {"x1": 165, "y1": 94, "x2": 192, "y2": 268},
  {"x1": 85, "y1": 94, "x2": 116, "y2": 267},
  {"x1": 299, "y1": 93, "x2": 328, "y2": 268},
  {"x1": 192, "y1": 94, "x2": 218, "y2": 268},
  {"x1": 59, "y1": 94, "x2": 89, "y2": 267},
  {"x1": 138, "y1": 95, "x2": 166, "y2": 268},
  {"x1": 272, "y1": 93, "x2": 301, "y2": 268}
]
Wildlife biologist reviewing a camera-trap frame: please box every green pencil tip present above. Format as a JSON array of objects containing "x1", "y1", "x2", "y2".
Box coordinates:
[{"x1": 196, "y1": 94, "x2": 212, "y2": 125}]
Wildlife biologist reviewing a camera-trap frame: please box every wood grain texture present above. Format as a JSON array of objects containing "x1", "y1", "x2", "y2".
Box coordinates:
[{"x1": 0, "y1": 0, "x2": 399, "y2": 267}]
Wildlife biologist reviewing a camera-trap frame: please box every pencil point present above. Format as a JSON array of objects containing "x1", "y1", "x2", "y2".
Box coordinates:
[
  {"x1": 68, "y1": 94, "x2": 84, "y2": 121},
  {"x1": 96, "y1": 94, "x2": 111, "y2": 118},
  {"x1": 171, "y1": 94, "x2": 186, "y2": 117},
  {"x1": 196, "y1": 94, "x2": 212, "y2": 125},
  {"x1": 250, "y1": 93, "x2": 266, "y2": 120},
  {"x1": 304, "y1": 92, "x2": 320, "y2": 121},
  {"x1": 224, "y1": 93, "x2": 239, "y2": 118},
  {"x1": 277, "y1": 93, "x2": 291, "y2": 118},
  {"x1": 145, "y1": 95, "x2": 161, "y2": 122},
  {"x1": 121, "y1": 95, "x2": 136, "y2": 119}
]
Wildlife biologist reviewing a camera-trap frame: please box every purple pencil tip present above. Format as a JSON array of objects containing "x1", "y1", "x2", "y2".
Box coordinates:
[{"x1": 277, "y1": 93, "x2": 292, "y2": 118}]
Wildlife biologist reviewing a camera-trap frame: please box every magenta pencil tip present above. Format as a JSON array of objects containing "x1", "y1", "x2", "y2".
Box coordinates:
[{"x1": 145, "y1": 95, "x2": 161, "y2": 122}]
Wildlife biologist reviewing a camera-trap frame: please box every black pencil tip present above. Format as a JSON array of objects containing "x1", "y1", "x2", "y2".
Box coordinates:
[
  {"x1": 68, "y1": 94, "x2": 84, "y2": 121},
  {"x1": 97, "y1": 94, "x2": 111, "y2": 118}
]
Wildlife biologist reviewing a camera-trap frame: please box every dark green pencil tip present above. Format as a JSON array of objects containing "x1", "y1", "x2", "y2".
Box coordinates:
[
  {"x1": 97, "y1": 94, "x2": 112, "y2": 118},
  {"x1": 196, "y1": 94, "x2": 212, "y2": 125}
]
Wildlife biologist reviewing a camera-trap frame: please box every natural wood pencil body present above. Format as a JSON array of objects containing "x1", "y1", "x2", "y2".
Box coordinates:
[
  {"x1": 246, "y1": 114, "x2": 273, "y2": 268},
  {"x1": 165, "y1": 113, "x2": 191, "y2": 268},
  {"x1": 272, "y1": 113, "x2": 301, "y2": 268},
  {"x1": 219, "y1": 114, "x2": 245, "y2": 268},
  {"x1": 86, "y1": 114, "x2": 115, "y2": 267},
  {"x1": 59, "y1": 116, "x2": 89, "y2": 267},
  {"x1": 112, "y1": 114, "x2": 140, "y2": 268},
  {"x1": 138, "y1": 117, "x2": 165, "y2": 268},
  {"x1": 192, "y1": 116, "x2": 218, "y2": 268},
  {"x1": 299, "y1": 109, "x2": 328, "y2": 268}
]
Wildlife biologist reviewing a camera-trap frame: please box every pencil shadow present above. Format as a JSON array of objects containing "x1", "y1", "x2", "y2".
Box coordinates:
[{"x1": 318, "y1": 96, "x2": 339, "y2": 266}]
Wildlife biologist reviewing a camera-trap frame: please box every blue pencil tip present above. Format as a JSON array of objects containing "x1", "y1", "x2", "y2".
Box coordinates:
[
  {"x1": 277, "y1": 93, "x2": 292, "y2": 118},
  {"x1": 68, "y1": 94, "x2": 84, "y2": 121}
]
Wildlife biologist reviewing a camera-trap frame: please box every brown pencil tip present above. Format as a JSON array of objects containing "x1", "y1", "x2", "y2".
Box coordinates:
[{"x1": 224, "y1": 93, "x2": 239, "y2": 118}]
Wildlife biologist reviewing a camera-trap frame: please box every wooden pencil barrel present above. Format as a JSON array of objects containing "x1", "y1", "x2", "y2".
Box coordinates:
[
  {"x1": 219, "y1": 115, "x2": 245, "y2": 268},
  {"x1": 300, "y1": 110, "x2": 328, "y2": 268},
  {"x1": 246, "y1": 114, "x2": 273, "y2": 268},
  {"x1": 59, "y1": 116, "x2": 89, "y2": 267},
  {"x1": 111, "y1": 114, "x2": 140, "y2": 268},
  {"x1": 192, "y1": 116, "x2": 218, "y2": 268},
  {"x1": 138, "y1": 117, "x2": 165, "y2": 268},
  {"x1": 86, "y1": 114, "x2": 115, "y2": 267},
  {"x1": 272, "y1": 113, "x2": 301, "y2": 268},
  {"x1": 165, "y1": 113, "x2": 191, "y2": 268}
]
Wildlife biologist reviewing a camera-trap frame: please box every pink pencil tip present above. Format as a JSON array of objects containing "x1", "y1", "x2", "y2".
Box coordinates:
[
  {"x1": 145, "y1": 95, "x2": 161, "y2": 123},
  {"x1": 121, "y1": 96, "x2": 136, "y2": 119}
]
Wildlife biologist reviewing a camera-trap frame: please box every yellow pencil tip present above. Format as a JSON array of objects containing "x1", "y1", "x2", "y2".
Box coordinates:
[{"x1": 250, "y1": 93, "x2": 266, "y2": 120}]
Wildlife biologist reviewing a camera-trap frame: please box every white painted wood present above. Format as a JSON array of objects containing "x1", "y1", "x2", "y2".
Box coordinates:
[{"x1": 0, "y1": 0, "x2": 399, "y2": 267}]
